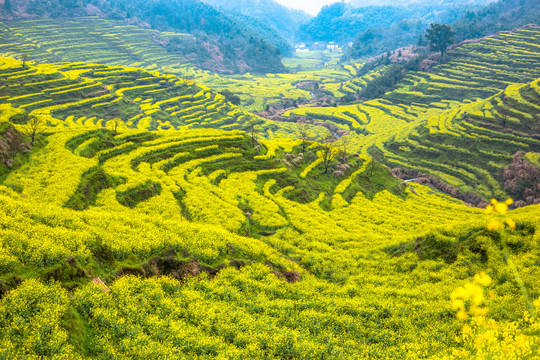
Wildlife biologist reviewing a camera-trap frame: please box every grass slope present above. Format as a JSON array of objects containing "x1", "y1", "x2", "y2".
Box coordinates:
[
  {"x1": 0, "y1": 22, "x2": 539, "y2": 360},
  {"x1": 1, "y1": 118, "x2": 539, "y2": 358}
]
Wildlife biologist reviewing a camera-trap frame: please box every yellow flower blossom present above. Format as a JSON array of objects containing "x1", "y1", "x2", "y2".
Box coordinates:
[
  {"x1": 506, "y1": 218, "x2": 516, "y2": 230},
  {"x1": 487, "y1": 219, "x2": 502, "y2": 231},
  {"x1": 474, "y1": 273, "x2": 492, "y2": 287},
  {"x1": 457, "y1": 310, "x2": 469, "y2": 320}
]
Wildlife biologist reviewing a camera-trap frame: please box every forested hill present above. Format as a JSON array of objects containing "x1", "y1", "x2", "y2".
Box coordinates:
[
  {"x1": 343, "y1": 0, "x2": 540, "y2": 61},
  {"x1": 0, "y1": 0, "x2": 286, "y2": 74},
  {"x1": 296, "y1": 2, "x2": 482, "y2": 45},
  {"x1": 297, "y1": 3, "x2": 405, "y2": 44},
  {"x1": 201, "y1": 0, "x2": 310, "y2": 42},
  {"x1": 452, "y1": 0, "x2": 540, "y2": 42}
]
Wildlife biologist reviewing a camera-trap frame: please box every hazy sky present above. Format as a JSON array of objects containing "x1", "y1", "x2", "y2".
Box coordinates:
[{"x1": 274, "y1": 0, "x2": 341, "y2": 15}]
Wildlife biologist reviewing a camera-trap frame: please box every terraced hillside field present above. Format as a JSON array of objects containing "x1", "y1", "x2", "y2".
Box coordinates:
[
  {"x1": 0, "y1": 56, "x2": 328, "y2": 141},
  {"x1": 284, "y1": 26, "x2": 540, "y2": 200},
  {"x1": 1, "y1": 103, "x2": 540, "y2": 357},
  {"x1": 0, "y1": 17, "x2": 359, "y2": 112},
  {"x1": 0, "y1": 18, "x2": 540, "y2": 360}
]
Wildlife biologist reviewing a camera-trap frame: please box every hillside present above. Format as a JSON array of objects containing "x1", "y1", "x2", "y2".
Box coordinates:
[
  {"x1": 202, "y1": 0, "x2": 310, "y2": 42},
  {"x1": 344, "y1": 0, "x2": 540, "y2": 61},
  {"x1": 297, "y1": 2, "x2": 482, "y2": 45},
  {"x1": 0, "y1": 0, "x2": 286, "y2": 74},
  {"x1": 1, "y1": 64, "x2": 539, "y2": 356},
  {"x1": 0, "y1": 16, "x2": 361, "y2": 112},
  {"x1": 285, "y1": 26, "x2": 540, "y2": 202},
  {"x1": 453, "y1": 0, "x2": 540, "y2": 42},
  {"x1": 0, "y1": 11, "x2": 540, "y2": 360}
]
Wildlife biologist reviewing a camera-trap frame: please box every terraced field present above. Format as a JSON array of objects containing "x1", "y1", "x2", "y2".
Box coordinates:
[
  {"x1": 1, "y1": 23, "x2": 539, "y2": 200},
  {"x1": 0, "y1": 56, "x2": 328, "y2": 140},
  {"x1": 385, "y1": 79, "x2": 540, "y2": 199},
  {"x1": 0, "y1": 18, "x2": 540, "y2": 359},
  {"x1": 2, "y1": 107, "x2": 540, "y2": 357},
  {"x1": 322, "y1": 64, "x2": 390, "y2": 97},
  {"x1": 0, "y1": 17, "x2": 358, "y2": 112},
  {"x1": 284, "y1": 26, "x2": 540, "y2": 199}
]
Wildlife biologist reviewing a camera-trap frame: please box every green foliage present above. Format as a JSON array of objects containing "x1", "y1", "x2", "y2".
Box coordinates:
[
  {"x1": 202, "y1": 0, "x2": 310, "y2": 41},
  {"x1": 425, "y1": 23, "x2": 454, "y2": 56},
  {"x1": 453, "y1": 0, "x2": 540, "y2": 43},
  {"x1": 357, "y1": 55, "x2": 426, "y2": 100},
  {"x1": 116, "y1": 180, "x2": 162, "y2": 208},
  {"x1": 298, "y1": 3, "x2": 405, "y2": 43},
  {"x1": 65, "y1": 167, "x2": 125, "y2": 211}
]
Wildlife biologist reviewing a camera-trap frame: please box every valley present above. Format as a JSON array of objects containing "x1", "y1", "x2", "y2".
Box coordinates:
[{"x1": 0, "y1": 0, "x2": 539, "y2": 358}]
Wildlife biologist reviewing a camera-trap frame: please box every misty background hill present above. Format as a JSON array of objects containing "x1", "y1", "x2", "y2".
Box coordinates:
[
  {"x1": 1, "y1": 0, "x2": 538, "y2": 73},
  {"x1": 201, "y1": 0, "x2": 311, "y2": 41}
]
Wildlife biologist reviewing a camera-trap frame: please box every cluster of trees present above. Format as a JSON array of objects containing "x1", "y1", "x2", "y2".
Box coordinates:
[
  {"x1": 353, "y1": 54, "x2": 427, "y2": 101},
  {"x1": 344, "y1": 0, "x2": 540, "y2": 61},
  {"x1": 7, "y1": 0, "x2": 286, "y2": 74},
  {"x1": 297, "y1": 3, "x2": 405, "y2": 44},
  {"x1": 226, "y1": 13, "x2": 293, "y2": 56},
  {"x1": 452, "y1": 0, "x2": 540, "y2": 42},
  {"x1": 201, "y1": 0, "x2": 310, "y2": 42}
]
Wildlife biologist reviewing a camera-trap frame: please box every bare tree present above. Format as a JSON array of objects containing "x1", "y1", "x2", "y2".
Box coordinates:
[
  {"x1": 322, "y1": 136, "x2": 337, "y2": 174},
  {"x1": 26, "y1": 115, "x2": 44, "y2": 145},
  {"x1": 22, "y1": 54, "x2": 29, "y2": 69},
  {"x1": 110, "y1": 118, "x2": 122, "y2": 134},
  {"x1": 338, "y1": 135, "x2": 351, "y2": 162},
  {"x1": 247, "y1": 120, "x2": 260, "y2": 148},
  {"x1": 297, "y1": 123, "x2": 311, "y2": 154}
]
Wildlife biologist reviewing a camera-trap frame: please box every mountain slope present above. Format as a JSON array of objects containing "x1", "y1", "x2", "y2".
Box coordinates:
[
  {"x1": 0, "y1": 0, "x2": 286, "y2": 74},
  {"x1": 344, "y1": 0, "x2": 540, "y2": 61},
  {"x1": 202, "y1": 0, "x2": 310, "y2": 41},
  {"x1": 298, "y1": 2, "x2": 482, "y2": 45},
  {"x1": 285, "y1": 26, "x2": 540, "y2": 200},
  {"x1": 453, "y1": 0, "x2": 540, "y2": 42}
]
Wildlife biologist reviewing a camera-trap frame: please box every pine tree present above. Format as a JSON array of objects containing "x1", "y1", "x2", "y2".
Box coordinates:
[{"x1": 3, "y1": 0, "x2": 12, "y2": 11}]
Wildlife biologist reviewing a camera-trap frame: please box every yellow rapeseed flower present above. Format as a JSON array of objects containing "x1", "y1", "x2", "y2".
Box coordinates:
[
  {"x1": 495, "y1": 203, "x2": 508, "y2": 215},
  {"x1": 451, "y1": 299, "x2": 465, "y2": 311},
  {"x1": 457, "y1": 310, "x2": 469, "y2": 320},
  {"x1": 474, "y1": 273, "x2": 492, "y2": 287},
  {"x1": 487, "y1": 219, "x2": 502, "y2": 231},
  {"x1": 506, "y1": 218, "x2": 516, "y2": 230}
]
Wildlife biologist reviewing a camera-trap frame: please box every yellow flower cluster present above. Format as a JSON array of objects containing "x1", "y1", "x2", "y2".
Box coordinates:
[
  {"x1": 486, "y1": 198, "x2": 516, "y2": 231},
  {"x1": 451, "y1": 273, "x2": 492, "y2": 321}
]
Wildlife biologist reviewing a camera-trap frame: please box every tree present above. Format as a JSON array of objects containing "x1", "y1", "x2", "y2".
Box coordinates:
[
  {"x1": 110, "y1": 118, "x2": 122, "y2": 134},
  {"x1": 219, "y1": 89, "x2": 241, "y2": 106},
  {"x1": 3, "y1": 0, "x2": 11, "y2": 11},
  {"x1": 22, "y1": 54, "x2": 28, "y2": 69},
  {"x1": 337, "y1": 135, "x2": 351, "y2": 162},
  {"x1": 322, "y1": 136, "x2": 337, "y2": 174},
  {"x1": 297, "y1": 123, "x2": 311, "y2": 154},
  {"x1": 425, "y1": 23, "x2": 454, "y2": 57},
  {"x1": 26, "y1": 115, "x2": 44, "y2": 145},
  {"x1": 246, "y1": 120, "x2": 260, "y2": 148}
]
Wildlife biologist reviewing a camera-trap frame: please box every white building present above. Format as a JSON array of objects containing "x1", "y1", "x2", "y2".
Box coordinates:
[
  {"x1": 327, "y1": 42, "x2": 338, "y2": 50},
  {"x1": 295, "y1": 44, "x2": 309, "y2": 53}
]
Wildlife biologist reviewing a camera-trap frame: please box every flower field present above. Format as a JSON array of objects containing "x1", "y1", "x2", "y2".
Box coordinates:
[
  {"x1": 0, "y1": 17, "x2": 358, "y2": 112},
  {"x1": 0, "y1": 18, "x2": 539, "y2": 359},
  {"x1": 1, "y1": 114, "x2": 539, "y2": 357},
  {"x1": 284, "y1": 26, "x2": 540, "y2": 199}
]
